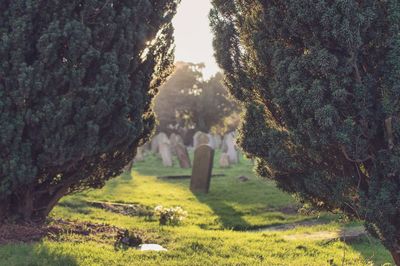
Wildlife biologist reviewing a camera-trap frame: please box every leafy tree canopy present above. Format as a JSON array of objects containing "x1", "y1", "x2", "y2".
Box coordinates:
[{"x1": 154, "y1": 62, "x2": 238, "y2": 144}]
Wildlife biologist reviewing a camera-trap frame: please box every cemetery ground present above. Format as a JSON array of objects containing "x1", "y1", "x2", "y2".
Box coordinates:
[{"x1": 0, "y1": 152, "x2": 393, "y2": 265}]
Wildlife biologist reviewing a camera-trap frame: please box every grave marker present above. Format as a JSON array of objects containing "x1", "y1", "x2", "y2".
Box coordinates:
[{"x1": 190, "y1": 145, "x2": 214, "y2": 193}]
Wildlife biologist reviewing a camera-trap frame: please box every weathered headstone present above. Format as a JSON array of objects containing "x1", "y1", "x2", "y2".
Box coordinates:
[
  {"x1": 194, "y1": 132, "x2": 216, "y2": 149},
  {"x1": 190, "y1": 145, "x2": 214, "y2": 193},
  {"x1": 170, "y1": 133, "x2": 184, "y2": 155},
  {"x1": 219, "y1": 153, "x2": 230, "y2": 168},
  {"x1": 192, "y1": 131, "x2": 203, "y2": 148},
  {"x1": 151, "y1": 135, "x2": 160, "y2": 153},
  {"x1": 197, "y1": 133, "x2": 210, "y2": 146},
  {"x1": 207, "y1": 134, "x2": 217, "y2": 149},
  {"x1": 158, "y1": 132, "x2": 170, "y2": 146},
  {"x1": 134, "y1": 147, "x2": 145, "y2": 162},
  {"x1": 213, "y1": 134, "x2": 222, "y2": 149},
  {"x1": 159, "y1": 143, "x2": 173, "y2": 167},
  {"x1": 176, "y1": 143, "x2": 191, "y2": 169},
  {"x1": 222, "y1": 132, "x2": 239, "y2": 164}
]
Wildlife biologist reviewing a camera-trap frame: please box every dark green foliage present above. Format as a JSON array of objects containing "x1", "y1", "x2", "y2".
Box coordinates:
[
  {"x1": 114, "y1": 230, "x2": 143, "y2": 250},
  {"x1": 0, "y1": 0, "x2": 178, "y2": 223},
  {"x1": 211, "y1": 0, "x2": 400, "y2": 260}
]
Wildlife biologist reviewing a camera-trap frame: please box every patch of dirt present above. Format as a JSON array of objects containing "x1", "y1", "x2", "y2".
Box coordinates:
[
  {"x1": 277, "y1": 205, "x2": 299, "y2": 215},
  {"x1": 0, "y1": 223, "x2": 46, "y2": 244},
  {"x1": 263, "y1": 205, "x2": 300, "y2": 215},
  {"x1": 47, "y1": 219, "x2": 124, "y2": 242},
  {"x1": 238, "y1": 176, "x2": 250, "y2": 182},
  {"x1": 283, "y1": 226, "x2": 366, "y2": 242},
  {"x1": 0, "y1": 219, "x2": 127, "y2": 245},
  {"x1": 87, "y1": 201, "x2": 153, "y2": 217},
  {"x1": 254, "y1": 219, "x2": 329, "y2": 232},
  {"x1": 157, "y1": 174, "x2": 225, "y2": 180}
]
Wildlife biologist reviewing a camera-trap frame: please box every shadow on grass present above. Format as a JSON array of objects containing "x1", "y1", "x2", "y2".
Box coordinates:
[
  {"x1": 0, "y1": 244, "x2": 78, "y2": 265},
  {"x1": 194, "y1": 192, "x2": 253, "y2": 231},
  {"x1": 346, "y1": 236, "x2": 393, "y2": 265}
]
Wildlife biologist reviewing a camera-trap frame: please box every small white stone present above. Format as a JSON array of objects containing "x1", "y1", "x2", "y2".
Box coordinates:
[{"x1": 137, "y1": 244, "x2": 167, "y2": 251}]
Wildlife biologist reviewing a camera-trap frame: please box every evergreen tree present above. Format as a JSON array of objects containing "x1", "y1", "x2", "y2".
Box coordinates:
[
  {"x1": 0, "y1": 0, "x2": 178, "y2": 223},
  {"x1": 211, "y1": 0, "x2": 400, "y2": 262}
]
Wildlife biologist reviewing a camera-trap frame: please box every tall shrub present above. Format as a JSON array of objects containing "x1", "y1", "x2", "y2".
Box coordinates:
[
  {"x1": 211, "y1": 0, "x2": 400, "y2": 262},
  {"x1": 0, "y1": 0, "x2": 178, "y2": 223}
]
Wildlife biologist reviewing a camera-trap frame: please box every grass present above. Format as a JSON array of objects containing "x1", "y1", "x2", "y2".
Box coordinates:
[{"x1": 0, "y1": 151, "x2": 394, "y2": 265}]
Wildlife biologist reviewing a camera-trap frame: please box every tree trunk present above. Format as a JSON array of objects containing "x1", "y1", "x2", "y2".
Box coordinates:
[
  {"x1": 391, "y1": 250, "x2": 400, "y2": 265},
  {"x1": 0, "y1": 184, "x2": 70, "y2": 225}
]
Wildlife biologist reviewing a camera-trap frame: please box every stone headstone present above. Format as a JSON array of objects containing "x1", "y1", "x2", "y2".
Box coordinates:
[
  {"x1": 151, "y1": 135, "x2": 160, "y2": 153},
  {"x1": 213, "y1": 134, "x2": 222, "y2": 149},
  {"x1": 158, "y1": 132, "x2": 170, "y2": 145},
  {"x1": 159, "y1": 143, "x2": 173, "y2": 167},
  {"x1": 193, "y1": 131, "x2": 203, "y2": 148},
  {"x1": 197, "y1": 133, "x2": 210, "y2": 146},
  {"x1": 175, "y1": 143, "x2": 191, "y2": 169},
  {"x1": 170, "y1": 133, "x2": 184, "y2": 155},
  {"x1": 222, "y1": 132, "x2": 239, "y2": 164},
  {"x1": 194, "y1": 132, "x2": 216, "y2": 149},
  {"x1": 190, "y1": 145, "x2": 214, "y2": 193},
  {"x1": 207, "y1": 134, "x2": 217, "y2": 149},
  {"x1": 151, "y1": 132, "x2": 170, "y2": 154},
  {"x1": 134, "y1": 147, "x2": 145, "y2": 162},
  {"x1": 219, "y1": 153, "x2": 230, "y2": 168}
]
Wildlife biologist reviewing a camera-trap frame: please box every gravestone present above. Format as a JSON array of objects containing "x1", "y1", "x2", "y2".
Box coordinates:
[
  {"x1": 194, "y1": 132, "x2": 216, "y2": 149},
  {"x1": 213, "y1": 134, "x2": 222, "y2": 149},
  {"x1": 176, "y1": 143, "x2": 191, "y2": 169},
  {"x1": 170, "y1": 133, "x2": 184, "y2": 155},
  {"x1": 190, "y1": 145, "x2": 214, "y2": 193},
  {"x1": 151, "y1": 135, "x2": 160, "y2": 153},
  {"x1": 159, "y1": 143, "x2": 173, "y2": 167},
  {"x1": 222, "y1": 132, "x2": 239, "y2": 164},
  {"x1": 219, "y1": 153, "x2": 230, "y2": 168},
  {"x1": 197, "y1": 133, "x2": 210, "y2": 147},
  {"x1": 193, "y1": 132, "x2": 203, "y2": 148},
  {"x1": 207, "y1": 133, "x2": 217, "y2": 149},
  {"x1": 134, "y1": 147, "x2": 145, "y2": 162},
  {"x1": 158, "y1": 132, "x2": 170, "y2": 146}
]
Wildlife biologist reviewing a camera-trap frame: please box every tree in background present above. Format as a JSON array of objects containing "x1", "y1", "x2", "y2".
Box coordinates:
[
  {"x1": 154, "y1": 62, "x2": 238, "y2": 144},
  {"x1": 211, "y1": 0, "x2": 400, "y2": 262},
  {"x1": 0, "y1": 0, "x2": 178, "y2": 224}
]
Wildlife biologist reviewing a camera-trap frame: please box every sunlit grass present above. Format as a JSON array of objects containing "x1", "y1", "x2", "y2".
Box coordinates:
[{"x1": 0, "y1": 152, "x2": 393, "y2": 265}]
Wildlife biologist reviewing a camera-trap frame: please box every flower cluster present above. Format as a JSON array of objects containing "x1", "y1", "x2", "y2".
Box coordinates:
[{"x1": 154, "y1": 205, "x2": 188, "y2": 226}]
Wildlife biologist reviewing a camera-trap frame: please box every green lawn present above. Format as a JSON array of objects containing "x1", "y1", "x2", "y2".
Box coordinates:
[{"x1": 0, "y1": 152, "x2": 394, "y2": 265}]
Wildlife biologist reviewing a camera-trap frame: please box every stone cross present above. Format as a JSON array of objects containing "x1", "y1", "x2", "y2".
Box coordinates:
[{"x1": 190, "y1": 145, "x2": 214, "y2": 193}]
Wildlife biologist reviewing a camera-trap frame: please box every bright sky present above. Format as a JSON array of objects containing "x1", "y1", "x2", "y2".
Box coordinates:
[{"x1": 172, "y1": 0, "x2": 220, "y2": 79}]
